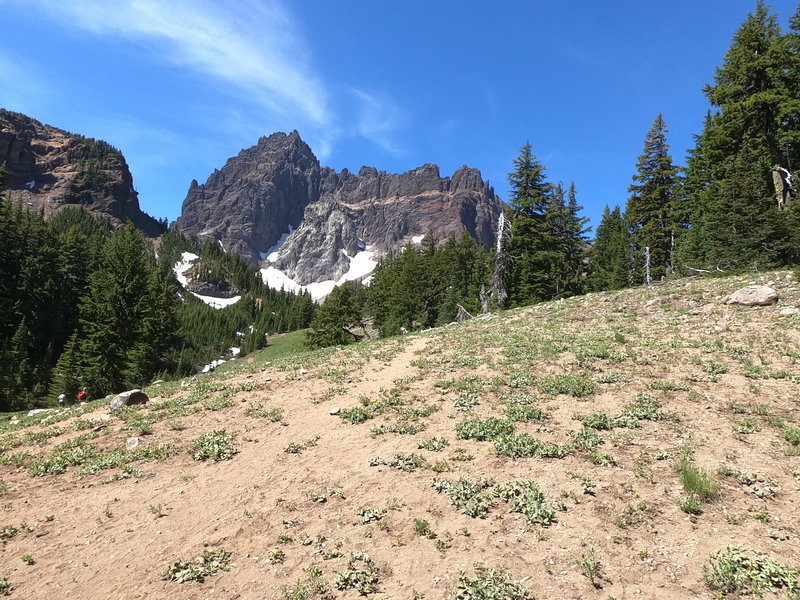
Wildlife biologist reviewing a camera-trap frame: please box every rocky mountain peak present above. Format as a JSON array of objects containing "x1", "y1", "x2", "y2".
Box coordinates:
[
  {"x1": 0, "y1": 109, "x2": 161, "y2": 236},
  {"x1": 175, "y1": 131, "x2": 505, "y2": 287}
]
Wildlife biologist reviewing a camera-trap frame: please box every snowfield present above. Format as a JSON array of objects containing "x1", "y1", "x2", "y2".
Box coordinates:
[
  {"x1": 173, "y1": 252, "x2": 242, "y2": 309},
  {"x1": 261, "y1": 248, "x2": 377, "y2": 302}
]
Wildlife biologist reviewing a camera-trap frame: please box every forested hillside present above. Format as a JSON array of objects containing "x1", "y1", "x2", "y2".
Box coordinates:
[
  {"x1": 0, "y1": 174, "x2": 314, "y2": 411},
  {"x1": 2, "y1": 2, "x2": 800, "y2": 409}
]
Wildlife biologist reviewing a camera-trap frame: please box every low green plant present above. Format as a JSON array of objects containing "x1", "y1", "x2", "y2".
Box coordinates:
[
  {"x1": 456, "y1": 417, "x2": 514, "y2": 441},
  {"x1": 339, "y1": 407, "x2": 372, "y2": 424},
  {"x1": 597, "y1": 372, "x2": 627, "y2": 383},
  {"x1": 494, "y1": 433, "x2": 571, "y2": 459},
  {"x1": 648, "y1": 380, "x2": 690, "y2": 391},
  {"x1": 0, "y1": 578, "x2": 10, "y2": 595},
  {"x1": 578, "y1": 548, "x2": 610, "y2": 589},
  {"x1": 417, "y1": 437, "x2": 449, "y2": 452},
  {"x1": 21, "y1": 554, "x2": 34, "y2": 565},
  {"x1": 388, "y1": 453, "x2": 426, "y2": 471},
  {"x1": 733, "y1": 417, "x2": 760, "y2": 434},
  {"x1": 282, "y1": 565, "x2": 330, "y2": 600},
  {"x1": 432, "y1": 476, "x2": 495, "y2": 519},
  {"x1": 189, "y1": 430, "x2": 237, "y2": 462},
  {"x1": 675, "y1": 455, "x2": 719, "y2": 501},
  {"x1": 615, "y1": 500, "x2": 654, "y2": 528},
  {"x1": 702, "y1": 546, "x2": 800, "y2": 596},
  {"x1": 414, "y1": 518, "x2": 436, "y2": 538},
  {"x1": 162, "y1": 548, "x2": 232, "y2": 583},
  {"x1": 494, "y1": 480, "x2": 556, "y2": 526},
  {"x1": 269, "y1": 547, "x2": 286, "y2": 564},
  {"x1": 783, "y1": 426, "x2": 800, "y2": 446},
  {"x1": 679, "y1": 495, "x2": 703, "y2": 515},
  {"x1": 586, "y1": 451, "x2": 618, "y2": 466},
  {"x1": 357, "y1": 507, "x2": 386, "y2": 524},
  {"x1": 538, "y1": 375, "x2": 596, "y2": 398},
  {"x1": 334, "y1": 552, "x2": 380, "y2": 594},
  {"x1": 453, "y1": 564, "x2": 535, "y2": 599},
  {"x1": 623, "y1": 394, "x2": 663, "y2": 421},
  {"x1": 505, "y1": 403, "x2": 550, "y2": 422}
]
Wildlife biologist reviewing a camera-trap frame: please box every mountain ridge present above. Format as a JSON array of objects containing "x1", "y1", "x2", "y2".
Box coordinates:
[
  {"x1": 176, "y1": 131, "x2": 504, "y2": 285},
  {"x1": 0, "y1": 109, "x2": 162, "y2": 236}
]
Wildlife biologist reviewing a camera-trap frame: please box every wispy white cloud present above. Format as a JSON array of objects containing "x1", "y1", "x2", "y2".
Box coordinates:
[
  {"x1": 3, "y1": 0, "x2": 408, "y2": 163},
  {"x1": 349, "y1": 88, "x2": 405, "y2": 155},
  {"x1": 14, "y1": 0, "x2": 330, "y2": 127}
]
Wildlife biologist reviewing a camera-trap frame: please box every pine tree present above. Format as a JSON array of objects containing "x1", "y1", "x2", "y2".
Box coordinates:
[
  {"x1": 305, "y1": 282, "x2": 364, "y2": 349},
  {"x1": 506, "y1": 142, "x2": 554, "y2": 306},
  {"x1": 681, "y1": 2, "x2": 798, "y2": 270},
  {"x1": 626, "y1": 115, "x2": 681, "y2": 283},
  {"x1": 588, "y1": 206, "x2": 631, "y2": 291},
  {"x1": 78, "y1": 224, "x2": 164, "y2": 395},
  {"x1": 49, "y1": 332, "x2": 82, "y2": 402}
]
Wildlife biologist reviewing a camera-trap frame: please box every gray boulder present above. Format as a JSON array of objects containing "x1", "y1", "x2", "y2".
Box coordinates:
[
  {"x1": 725, "y1": 285, "x2": 779, "y2": 306},
  {"x1": 109, "y1": 389, "x2": 149, "y2": 411}
]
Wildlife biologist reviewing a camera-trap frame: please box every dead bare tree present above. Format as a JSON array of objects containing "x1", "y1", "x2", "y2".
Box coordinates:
[{"x1": 487, "y1": 211, "x2": 511, "y2": 312}]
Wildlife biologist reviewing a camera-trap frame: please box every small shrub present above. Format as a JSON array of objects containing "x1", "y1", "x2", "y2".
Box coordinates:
[
  {"x1": 615, "y1": 500, "x2": 654, "y2": 529},
  {"x1": 432, "y1": 477, "x2": 495, "y2": 519},
  {"x1": 733, "y1": 417, "x2": 760, "y2": 435},
  {"x1": 624, "y1": 394, "x2": 663, "y2": 421},
  {"x1": 162, "y1": 548, "x2": 232, "y2": 583},
  {"x1": 586, "y1": 451, "x2": 618, "y2": 466},
  {"x1": 494, "y1": 480, "x2": 556, "y2": 526},
  {"x1": 453, "y1": 565, "x2": 535, "y2": 599},
  {"x1": 388, "y1": 453, "x2": 426, "y2": 471},
  {"x1": 414, "y1": 518, "x2": 436, "y2": 538},
  {"x1": 679, "y1": 495, "x2": 703, "y2": 515},
  {"x1": 578, "y1": 548, "x2": 610, "y2": 589},
  {"x1": 649, "y1": 380, "x2": 690, "y2": 391},
  {"x1": 269, "y1": 547, "x2": 286, "y2": 564},
  {"x1": 494, "y1": 433, "x2": 570, "y2": 459},
  {"x1": 505, "y1": 404, "x2": 550, "y2": 422},
  {"x1": 703, "y1": 546, "x2": 800, "y2": 596},
  {"x1": 339, "y1": 407, "x2": 372, "y2": 424},
  {"x1": 334, "y1": 552, "x2": 380, "y2": 594},
  {"x1": 0, "y1": 578, "x2": 10, "y2": 595},
  {"x1": 782, "y1": 426, "x2": 800, "y2": 446},
  {"x1": 417, "y1": 437, "x2": 449, "y2": 452},
  {"x1": 456, "y1": 417, "x2": 514, "y2": 441},
  {"x1": 190, "y1": 430, "x2": 237, "y2": 462},
  {"x1": 538, "y1": 375, "x2": 596, "y2": 398}
]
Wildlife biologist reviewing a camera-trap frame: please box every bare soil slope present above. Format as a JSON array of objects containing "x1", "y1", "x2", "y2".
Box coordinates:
[{"x1": 1, "y1": 272, "x2": 799, "y2": 599}]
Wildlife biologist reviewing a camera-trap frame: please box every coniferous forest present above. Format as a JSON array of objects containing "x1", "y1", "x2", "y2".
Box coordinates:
[
  {"x1": 3, "y1": 2, "x2": 800, "y2": 410},
  {"x1": 0, "y1": 181, "x2": 314, "y2": 411}
]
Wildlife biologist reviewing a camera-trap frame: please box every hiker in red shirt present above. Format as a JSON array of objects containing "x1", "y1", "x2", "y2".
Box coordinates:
[{"x1": 77, "y1": 388, "x2": 88, "y2": 403}]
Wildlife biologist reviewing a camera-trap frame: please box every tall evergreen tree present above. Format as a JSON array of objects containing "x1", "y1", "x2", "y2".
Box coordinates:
[
  {"x1": 506, "y1": 142, "x2": 554, "y2": 306},
  {"x1": 587, "y1": 206, "x2": 632, "y2": 291},
  {"x1": 681, "y1": 2, "x2": 798, "y2": 270},
  {"x1": 78, "y1": 224, "x2": 170, "y2": 395},
  {"x1": 626, "y1": 114, "x2": 681, "y2": 283},
  {"x1": 305, "y1": 282, "x2": 365, "y2": 349}
]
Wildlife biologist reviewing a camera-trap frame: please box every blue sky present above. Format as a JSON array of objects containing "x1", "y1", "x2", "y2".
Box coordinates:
[{"x1": 1, "y1": 0, "x2": 797, "y2": 231}]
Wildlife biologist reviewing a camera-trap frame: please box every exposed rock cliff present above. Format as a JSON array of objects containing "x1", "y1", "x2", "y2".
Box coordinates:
[
  {"x1": 0, "y1": 109, "x2": 161, "y2": 236},
  {"x1": 176, "y1": 131, "x2": 503, "y2": 285}
]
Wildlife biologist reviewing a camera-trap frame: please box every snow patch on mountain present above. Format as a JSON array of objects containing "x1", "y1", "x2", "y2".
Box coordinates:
[
  {"x1": 173, "y1": 251, "x2": 242, "y2": 309},
  {"x1": 261, "y1": 225, "x2": 294, "y2": 260},
  {"x1": 260, "y1": 248, "x2": 377, "y2": 302}
]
